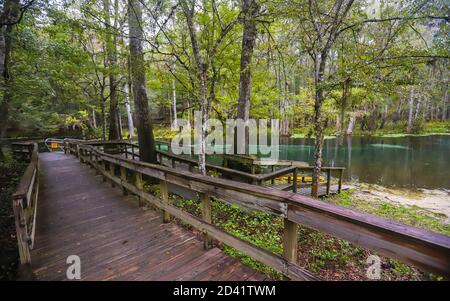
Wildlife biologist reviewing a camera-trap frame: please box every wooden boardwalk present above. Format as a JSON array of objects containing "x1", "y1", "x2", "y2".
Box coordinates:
[{"x1": 30, "y1": 152, "x2": 266, "y2": 281}]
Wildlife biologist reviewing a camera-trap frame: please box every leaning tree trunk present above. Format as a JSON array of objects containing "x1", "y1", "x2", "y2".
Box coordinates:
[{"x1": 128, "y1": 0, "x2": 157, "y2": 164}]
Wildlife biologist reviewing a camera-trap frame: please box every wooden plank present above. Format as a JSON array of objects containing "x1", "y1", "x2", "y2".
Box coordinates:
[
  {"x1": 135, "y1": 171, "x2": 143, "y2": 207},
  {"x1": 109, "y1": 162, "x2": 116, "y2": 188},
  {"x1": 120, "y1": 166, "x2": 128, "y2": 195},
  {"x1": 118, "y1": 181, "x2": 317, "y2": 280},
  {"x1": 160, "y1": 180, "x2": 171, "y2": 223},
  {"x1": 283, "y1": 219, "x2": 298, "y2": 264},
  {"x1": 30, "y1": 152, "x2": 266, "y2": 281}
]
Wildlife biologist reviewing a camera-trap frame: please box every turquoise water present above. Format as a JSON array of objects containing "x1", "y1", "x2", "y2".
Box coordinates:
[
  {"x1": 165, "y1": 135, "x2": 449, "y2": 189},
  {"x1": 278, "y1": 135, "x2": 450, "y2": 189}
]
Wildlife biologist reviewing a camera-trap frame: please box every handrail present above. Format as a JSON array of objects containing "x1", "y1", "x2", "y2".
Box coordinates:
[
  {"x1": 90, "y1": 140, "x2": 344, "y2": 195},
  {"x1": 72, "y1": 140, "x2": 450, "y2": 279},
  {"x1": 11, "y1": 142, "x2": 40, "y2": 265}
]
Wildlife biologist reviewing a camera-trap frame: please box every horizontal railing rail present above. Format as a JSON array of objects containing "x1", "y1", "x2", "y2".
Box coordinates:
[
  {"x1": 85, "y1": 140, "x2": 344, "y2": 196},
  {"x1": 11, "y1": 142, "x2": 40, "y2": 265},
  {"x1": 70, "y1": 140, "x2": 449, "y2": 280}
]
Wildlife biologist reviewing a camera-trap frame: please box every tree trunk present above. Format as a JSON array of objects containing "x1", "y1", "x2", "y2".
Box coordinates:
[
  {"x1": 312, "y1": 95, "x2": 325, "y2": 198},
  {"x1": 339, "y1": 78, "x2": 350, "y2": 133},
  {"x1": 346, "y1": 115, "x2": 356, "y2": 135},
  {"x1": 380, "y1": 104, "x2": 388, "y2": 129},
  {"x1": 124, "y1": 83, "x2": 134, "y2": 139},
  {"x1": 0, "y1": 0, "x2": 20, "y2": 158},
  {"x1": 118, "y1": 106, "x2": 123, "y2": 137},
  {"x1": 171, "y1": 79, "x2": 178, "y2": 129},
  {"x1": 236, "y1": 0, "x2": 259, "y2": 154},
  {"x1": 311, "y1": 56, "x2": 326, "y2": 197},
  {"x1": 414, "y1": 95, "x2": 421, "y2": 122},
  {"x1": 103, "y1": 0, "x2": 121, "y2": 140},
  {"x1": 92, "y1": 109, "x2": 97, "y2": 129},
  {"x1": 237, "y1": 0, "x2": 259, "y2": 120},
  {"x1": 443, "y1": 87, "x2": 448, "y2": 121},
  {"x1": 423, "y1": 98, "x2": 428, "y2": 121},
  {"x1": 182, "y1": 1, "x2": 210, "y2": 175},
  {"x1": 407, "y1": 87, "x2": 415, "y2": 133},
  {"x1": 101, "y1": 99, "x2": 107, "y2": 140},
  {"x1": 129, "y1": 0, "x2": 157, "y2": 164}
]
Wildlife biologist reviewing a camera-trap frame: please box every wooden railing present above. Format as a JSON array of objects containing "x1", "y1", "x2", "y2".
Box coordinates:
[
  {"x1": 80, "y1": 140, "x2": 344, "y2": 197},
  {"x1": 11, "y1": 142, "x2": 40, "y2": 265},
  {"x1": 69, "y1": 140, "x2": 449, "y2": 280},
  {"x1": 154, "y1": 140, "x2": 346, "y2": 196}
]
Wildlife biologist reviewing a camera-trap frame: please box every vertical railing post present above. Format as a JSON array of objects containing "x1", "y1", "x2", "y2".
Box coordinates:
[
  {"x1": 95, "y1": 154, "x2": 100, "y2": 175},
  {"x1": 109, "y1": 162, "x2": 116, "y2": 188},
  {"x1": 338, "y1": 169, "x2": 343, "y2": 194},
  {"x1": 89, "y1": 149, "x2": 93, "y2": 168},
  {"x1": 76, "y1": 144, "x2": 81, "y2": 160},
  {"x1": 171, "y1": 158, "x2": 176, "y2": 168},
  {"x1": 12, "y1": 197, "x2": 31, "y2": 264},
  {"x1": 131, "y1": 145, "x2": 135, "y2": 160},
  {"x1": 271, "y1": 165, "x2": 275, "y2": 185},
  {"x1": 135, "y1": 172, "x2": 144, "y2": 207},
  {"x1": 160, "y1": 179, "x2": 170, "y2": 223},
  {"x1": 283, "y1": 218, "x2": 298, "y2": 264},
  {"x1": 326, "y1": 169, "x2": 331, "y2": 196},
  {"x1": 293, "y1": 168, "x2": 298, "y2": 193},
  {"x1": 200, "y1": 193, "x2": 213, "y2": 249},
  {"x1": 120, "y1": 166, "x2": 128, "y2": 196}
]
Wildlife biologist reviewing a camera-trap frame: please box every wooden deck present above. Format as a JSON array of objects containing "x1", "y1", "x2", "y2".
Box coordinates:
[{"x1": 30, "y1": 152, "x2": 266, "y2": 281}]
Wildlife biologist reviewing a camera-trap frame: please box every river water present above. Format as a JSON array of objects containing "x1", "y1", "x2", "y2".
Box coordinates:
[{"x1": 278, "y1": 135, "x2": 450, "y2": 190}]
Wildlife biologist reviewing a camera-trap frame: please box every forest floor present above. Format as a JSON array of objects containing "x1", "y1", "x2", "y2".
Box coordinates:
[{"x1": 0, "y1": 157, "x2": 27, "y2": 281}]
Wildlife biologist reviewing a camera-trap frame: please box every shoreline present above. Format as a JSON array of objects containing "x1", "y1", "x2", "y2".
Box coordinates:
[
  {"x1": 290, "y1": 132, "x2": 450, "y2": 139},
  {"x1": 350, "y1": 183, "x2": 450, "y2": 223}
]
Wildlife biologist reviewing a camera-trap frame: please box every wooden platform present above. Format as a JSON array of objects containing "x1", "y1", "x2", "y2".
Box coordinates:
[{"x1": 30, "y1": 152, "x2": 266, "y2": 281}]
